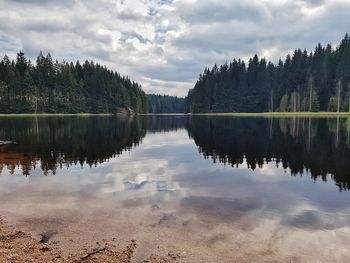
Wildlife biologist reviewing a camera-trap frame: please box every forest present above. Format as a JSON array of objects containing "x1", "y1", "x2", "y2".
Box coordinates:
[
  {"x1": 187, "y1": 34, "x2": 350, "y2": 113},
  {"x1": 0, "y1": 51, "x2": 186, "y2": 114},
  {"x1": 147, "y1": 94, "x2": 185, "y2": 113},
  {"x1": 0, "y1": 51, "x2": 150, "y2": 114}
]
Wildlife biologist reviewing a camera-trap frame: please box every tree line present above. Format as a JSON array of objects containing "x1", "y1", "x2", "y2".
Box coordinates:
[
  {"x1": 147, "y1": 94, "x2": 185, "y2": 113},
  {"x1": 187, "y1": 34, "x2": 350, "y2": 113},
  {"x1": 0, "y1": 51, "x2": 149, "y2": 113}
]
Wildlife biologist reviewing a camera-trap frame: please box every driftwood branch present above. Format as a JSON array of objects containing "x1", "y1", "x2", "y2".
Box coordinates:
[{"x1": 81, "y1": 248, "x2": 106, "y2": 260}]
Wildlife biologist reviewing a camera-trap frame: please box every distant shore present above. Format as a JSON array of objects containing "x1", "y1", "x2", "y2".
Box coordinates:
[
  {"x1": 189, "y1": 112, "x2": 350, "y2": 117},
  {"x1": 0, "y1": 112, "x2": 350, "y2": 118},
  {"x1": 0, "y1": 113, "x2": 122, "y2": 117}
]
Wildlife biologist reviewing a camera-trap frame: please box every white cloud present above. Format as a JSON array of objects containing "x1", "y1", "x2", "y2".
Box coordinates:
[{"x1": 0, "y1": 0, "x2": 349, "y2": 97}]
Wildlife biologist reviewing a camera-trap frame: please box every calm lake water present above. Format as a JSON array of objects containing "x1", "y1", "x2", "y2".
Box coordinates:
[{"x1": 0, "y1": 115, "x2": 350, "y2": 262}]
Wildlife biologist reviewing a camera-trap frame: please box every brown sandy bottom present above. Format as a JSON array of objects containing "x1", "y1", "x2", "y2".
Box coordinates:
[{"x1": 0, "y1": 217, "x2": 181, "y2": 263}]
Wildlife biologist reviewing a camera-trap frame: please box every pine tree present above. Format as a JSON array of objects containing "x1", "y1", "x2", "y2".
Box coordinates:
[{"x1": 187, "y1": 35, "x2": 350, "y2": 114}]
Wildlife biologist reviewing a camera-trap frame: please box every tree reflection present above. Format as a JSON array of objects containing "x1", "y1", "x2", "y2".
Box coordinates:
[
  {"x1": 0, "y1": 116, "x2": 146, "y2": 175},
  {"x1": 186, "y1": 117, "x2": 350, "y2": 191},
  {"x1": 0, "y1": 115, "x2": 188, "y2": 176},
  {"x1": 1, "y1": 116, "x2": 350, "y2": 191}
]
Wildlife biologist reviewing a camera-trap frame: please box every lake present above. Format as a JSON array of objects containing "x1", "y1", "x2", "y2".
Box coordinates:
[{"x1": 0, "y1": 115, "x2": 350, "y2": 262}]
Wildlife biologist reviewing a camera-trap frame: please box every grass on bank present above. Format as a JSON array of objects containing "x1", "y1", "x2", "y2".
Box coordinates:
[
  {"x1": 190, "y1": 112, "x2": 350, "y2": 118},
  {"x1": 0, "y1": 112, "x2": 350, "y2": 118},
  {"x1": 0, "y1": 113, "x2": 115, "y2": 118}
]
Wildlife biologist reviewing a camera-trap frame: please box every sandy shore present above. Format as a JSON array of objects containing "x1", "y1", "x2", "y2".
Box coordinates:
[{"x1": 0, "y1": 217, "x2": 180, "y2": 263}]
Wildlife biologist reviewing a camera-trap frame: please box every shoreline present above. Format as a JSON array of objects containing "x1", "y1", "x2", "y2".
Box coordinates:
[
  {"x1": 0, "y1": 112, "x2": 349, "y2": 118},
  {"x1": 0, "y1": 112, "x2": 350, "y2": 118},
  {"x1": 189, "y1": 112, "x2": 350, "y2": 117},
  {"x1": 0, "y1": 113, "x2": 115, "y2": 117},
  {"x1": 0, "y1": 113, "x2": 130, "y2": 118}
]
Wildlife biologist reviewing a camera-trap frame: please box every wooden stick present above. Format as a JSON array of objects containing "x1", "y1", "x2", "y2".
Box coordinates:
[{"x1": 81, "y1": 248, "x2": 106, "y2": 260}]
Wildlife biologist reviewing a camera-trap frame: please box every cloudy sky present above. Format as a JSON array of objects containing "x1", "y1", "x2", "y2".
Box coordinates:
[{"x1": 0, "y1": 0, "x2": 349, "y2": 96}]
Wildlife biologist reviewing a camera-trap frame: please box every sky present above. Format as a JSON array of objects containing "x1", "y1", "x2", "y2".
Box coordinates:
[{"x1": 0, "y1": 0, "x2": 349, "y2": 97}]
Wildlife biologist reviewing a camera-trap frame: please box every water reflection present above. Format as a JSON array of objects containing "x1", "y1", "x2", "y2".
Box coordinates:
[
  {"x1": 1, "y1": 116, "x2": 350, "y2": 191},
  {"x1": 0, "y1": 116, "x2": 146, "y2": 175},
  {"x1": 187, "y1": 117, "x2": 350, "y2": 191},
  {"x1": 0, "y1": 116, "x2": 184, "y2": 175}
]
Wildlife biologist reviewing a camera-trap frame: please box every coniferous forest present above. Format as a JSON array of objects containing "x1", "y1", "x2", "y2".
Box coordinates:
[
  {"x1": 187, "y1": 35, "x2": 350, "y2": 113},
  {"x1": 147, "y1": 94, "x2": 185, "y2": 113},
  {"x1": 0, "y1": 51, "x2": 185, "y2": 114},
  {"x1": 0, "y1": 51, "x2": 148, "y2": 114}
]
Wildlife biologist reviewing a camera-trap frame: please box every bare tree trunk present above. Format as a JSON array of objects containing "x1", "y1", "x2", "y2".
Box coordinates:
[
  {"x1": 346, "y1": 117, "x2": 350, "y2": 146},
  {"x1": 309, "y1": 75, "x2": 313, "y2": 112},
  {"x1": 307, "y1": 117, "x2": 311, "y2": 152},
  {"x1": 297, "y1": 86, "x2": 300, "y2": 112},
  {"x1": 35, "y1": 86, "x2": 38, "y2": 114},
  {"x1": 337, "y1": 80, "x2": 341, "y2": 113},
  {"x1": 292, "y1": 91, "x2": 297, "y2": 112},
  {"x1": 270, "y1": 89, "x2": 274, "y2": 112},
  {"x1": 348, "y1": 83, "x2": 350, "y2": 113}
]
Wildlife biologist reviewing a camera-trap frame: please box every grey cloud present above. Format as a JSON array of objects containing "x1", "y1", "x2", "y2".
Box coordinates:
[
  {"x1": 121, "y1": 32, "x2": 150, "y2": 44},
  {"x1": 177, "y1": 1, "x2": 270, "y2": 24},
  {"x1": 180, "y1": 196, "x2": 264, "y2": 225},
  {"x1": 0, "y1": 34, "x2": 20, "y2": 50},
  {"x1": 174, "y1": 22, "x2": 265, "y2": 54},
  {"x1": 141, "y1": 78, "x2": 192, "y2": 97},
  {"x1": 138, "y1": 58, "x2": 203, "y2": 82},
  {"x1": 298, "y1": 0, "x2": 326, "y2": 6},
  {"x1": 173, "y1": 0, "x2": 350, "y2": 63},
  {"x1": 117, "y1": 10, "x2": 147, "y2": 21},
  {"x1": 282, "y1": 210, "x2": 350, "y2": 230},
  {"x1": 7, "y1": 0, "x2": 75, "y2": 6},
  {"x1": 22, "y1": 19, "x2": 69, "y2": 33},
  {"x1": 84, "y1": 48, "x2": 112, "y2": 62}
]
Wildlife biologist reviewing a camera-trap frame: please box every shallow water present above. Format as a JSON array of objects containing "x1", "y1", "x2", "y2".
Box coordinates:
[{"x1": 0, "y1": 115, "x2": 350, "y2": 262}]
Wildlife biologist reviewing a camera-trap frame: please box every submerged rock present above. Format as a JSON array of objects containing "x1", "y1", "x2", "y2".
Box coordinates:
[{"x1": 39, "y1": 231, "x2": 57, "y2": 243}]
